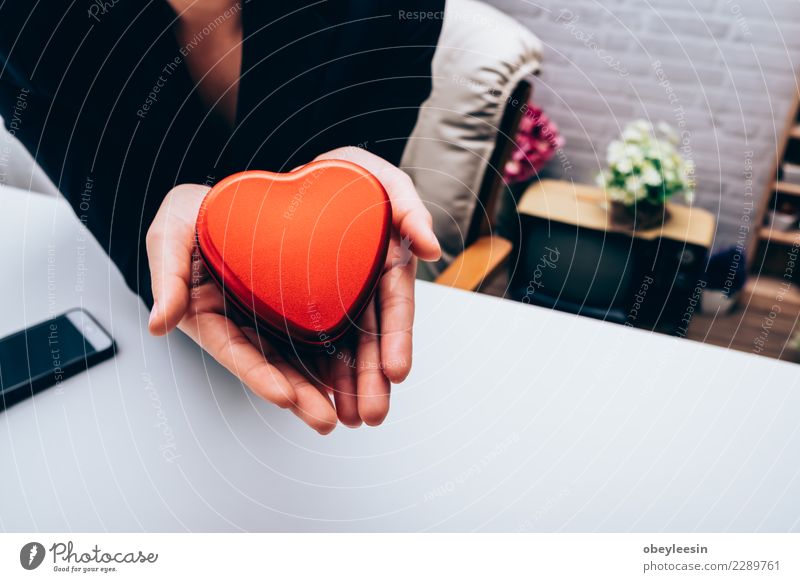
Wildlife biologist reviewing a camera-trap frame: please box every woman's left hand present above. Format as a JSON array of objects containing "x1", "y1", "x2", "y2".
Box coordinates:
[{"x1": 306, "y1": 147, "x2": 441, "y2": 427}]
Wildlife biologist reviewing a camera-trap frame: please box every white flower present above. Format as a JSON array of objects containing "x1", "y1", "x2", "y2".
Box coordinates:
[
  {"x1": 624, "y1": 144, "x2": 645, "y2": 165},
  {"x1": 621, "y1": 120, "x2": 652, "y2": 143},
  {"x1": 608, "y1": 187, "x2": 628, "y2": 203},
  {"x1": 603, "y1": 120, "x2": 691, "y2": 206},
  {"x1": 614, "y1": 157, "x2": 633, "y2": 174},
  {"x1": 649, "y1": 138, "x2": 671, "y2": 158},
  {"x1": 624, "y1": 175, "x2": 647, "y2": 200},
  {"x1": 622, "y1": 126, "x2": 642, "y2": 142},
  {"x1": 595, "y1": 171, "x2": 607, "y2": 187},
  {"x1": 642, "y1": 163, "x2": 663, "y2": 187},
  {"x1": 606, "y1": 140, "x2": 625, "y2": 164}
]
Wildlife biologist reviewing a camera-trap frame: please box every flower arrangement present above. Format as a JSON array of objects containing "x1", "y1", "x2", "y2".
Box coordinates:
[
  {"x1": 504, "y1": 103, "x2": 564, "y2": 184},
  {"x1": 597, "y1": 120, "x2": 695, "y2": 207}
]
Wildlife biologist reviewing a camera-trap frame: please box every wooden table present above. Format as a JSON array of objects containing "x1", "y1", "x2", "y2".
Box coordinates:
[
  {"x1": 517, "y1": 179, "x2": 715, "y2": 248},
  {"x1": 513, "y1": 179, "x2": 716, "y2": 332}
]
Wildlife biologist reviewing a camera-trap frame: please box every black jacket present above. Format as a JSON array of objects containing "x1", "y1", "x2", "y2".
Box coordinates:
[{"x1": 0, "y1": 0, "x2": 443, "y2": 305}]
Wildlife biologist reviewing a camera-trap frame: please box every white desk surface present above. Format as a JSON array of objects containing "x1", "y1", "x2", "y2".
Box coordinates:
[{"x1": 1, "y1": 185, "x2": 799, "y2": 532}]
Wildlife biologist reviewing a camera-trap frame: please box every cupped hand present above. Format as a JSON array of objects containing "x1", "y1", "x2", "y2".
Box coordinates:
[{"x1": 146, "y1": 147, "x2": 440, "y2": 433}]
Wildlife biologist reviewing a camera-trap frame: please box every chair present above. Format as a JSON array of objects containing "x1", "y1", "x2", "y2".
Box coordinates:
[{"x1": 400, "y1": 0, "x2": 542, "y2": 290}]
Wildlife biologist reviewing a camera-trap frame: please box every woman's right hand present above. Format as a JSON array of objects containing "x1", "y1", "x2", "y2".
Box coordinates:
[{"x1": 146, "y1": 184, "x2": 341, "y2": 434}]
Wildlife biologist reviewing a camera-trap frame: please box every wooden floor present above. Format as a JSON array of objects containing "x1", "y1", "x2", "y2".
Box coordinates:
[
  {"x1": 686, "y1": 276, "x2": 800, "y2": 364},
  {"x1": 477, "y1": 270, "x2": 800, "y2": 366}
]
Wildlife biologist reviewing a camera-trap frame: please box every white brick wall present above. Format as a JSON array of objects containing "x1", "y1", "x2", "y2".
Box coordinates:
[{"x1": 486, "y1": 0, "x2": 799, "y2": 252}]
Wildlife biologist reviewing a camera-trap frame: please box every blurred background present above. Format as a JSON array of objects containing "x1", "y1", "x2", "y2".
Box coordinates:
[{"x1": 490, "y1": 0, "x2": 798, "y2": 250}]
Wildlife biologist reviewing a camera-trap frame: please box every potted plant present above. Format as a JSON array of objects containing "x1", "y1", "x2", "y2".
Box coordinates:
[{"x1": 597, "y1": 120, "x2": 695, "y2": 230}]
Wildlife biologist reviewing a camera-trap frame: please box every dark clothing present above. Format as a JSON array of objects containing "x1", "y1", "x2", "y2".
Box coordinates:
[{"x1": 0, "y1": 0, "x2": 443, "y2": 305}]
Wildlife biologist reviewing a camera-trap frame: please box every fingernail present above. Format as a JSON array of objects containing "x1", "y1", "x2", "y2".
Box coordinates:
[
  {"x1": 429, "y1": 233, "x2": 442, "y2": 256},
  {"x1": 148, "y1": 303, "x2": 159, "y2": 327}
]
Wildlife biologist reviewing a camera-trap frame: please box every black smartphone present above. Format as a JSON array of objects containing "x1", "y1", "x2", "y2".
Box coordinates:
[{"x1": 0, "y1": 308, "x2": 116, "y2": 411}]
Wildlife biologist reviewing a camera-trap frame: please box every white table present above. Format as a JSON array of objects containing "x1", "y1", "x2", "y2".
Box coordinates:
[{"x1": 1, "y1": 185, "x2": 799, "y2": 532}]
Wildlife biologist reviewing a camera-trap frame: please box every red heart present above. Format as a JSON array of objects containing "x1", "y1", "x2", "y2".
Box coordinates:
[{"x1": 196, "y1": 160, "x2": 392, "y2": 349}]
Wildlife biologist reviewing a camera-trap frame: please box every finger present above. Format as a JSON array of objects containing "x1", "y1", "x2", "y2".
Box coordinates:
[
  {"x1": 312, "y1": 354, "x2": 332, "y2": 396},
  {"x1": 327, "y1": 345, "x2": 361, "y2": 428},
  {"x1": 242, "y1": 329, "x2": 337, "y2": 435},
  {"x1": 180, "y1": 314, "x2": 297, "y2": 410},
  {"x1": 277, "y1": 355, "x2": 338, "y2": 435},
  {"x1": 314, "y1": 148, "x2": 441, "y2": 261},
  {"x1": 382, "y1": 171, "x2": 441, "y2": 262},
  {"x1": 355, "y1": 298, "x2": 391, "y2": 426},
  {"x1": 378, "y1": 253, "x2": 417, "y2": 383},
  {"x1": 147, "y1": 184, "x2": 210, "y2": 335}
]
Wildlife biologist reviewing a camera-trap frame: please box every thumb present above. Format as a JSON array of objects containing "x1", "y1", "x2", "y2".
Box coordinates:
[{"x1": 146, "y1": 184, "x2": 209, "y2": 335}]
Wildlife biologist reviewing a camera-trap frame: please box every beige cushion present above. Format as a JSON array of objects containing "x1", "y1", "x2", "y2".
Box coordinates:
[{"x1": 401, "y1": 0, "x2": 542, "y2": 280}]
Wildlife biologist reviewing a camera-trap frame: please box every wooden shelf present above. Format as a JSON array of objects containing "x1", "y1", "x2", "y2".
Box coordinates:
[
  {"x1": 759, "y1": 227, "x2": 800, "y2": 246},
  {"x1": 774, "y1": 181, "x2": 800, "y2": 197},
  {"x1": 749, "y1": 93, "x2": 800, "y2": 272}
]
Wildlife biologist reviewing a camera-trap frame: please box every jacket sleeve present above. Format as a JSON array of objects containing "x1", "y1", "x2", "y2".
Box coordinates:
[
  {"x1": 0, "y1": 2, "x2": 151, "y2": 304},
  {"x1": 0, "y1": 1, "x2": 217, "y2": 308}
]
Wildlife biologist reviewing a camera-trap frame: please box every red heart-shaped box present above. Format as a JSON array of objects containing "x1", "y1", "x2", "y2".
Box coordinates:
[{"x1": 196, "y1": 160, "x2": 392, "y2": 349}]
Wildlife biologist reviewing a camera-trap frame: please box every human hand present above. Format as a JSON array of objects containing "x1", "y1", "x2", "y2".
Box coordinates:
[
  {"x1": 309, "y1": 147, "x2": 441, "y2": 426},
  {"x1": 146, "y1": 148, "x2": 439, "y2": 433}
]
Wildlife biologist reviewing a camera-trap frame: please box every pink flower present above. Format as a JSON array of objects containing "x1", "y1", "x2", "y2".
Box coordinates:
[{"x1": 504, "y1": 103, "x2": 564, "y2": 184}]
